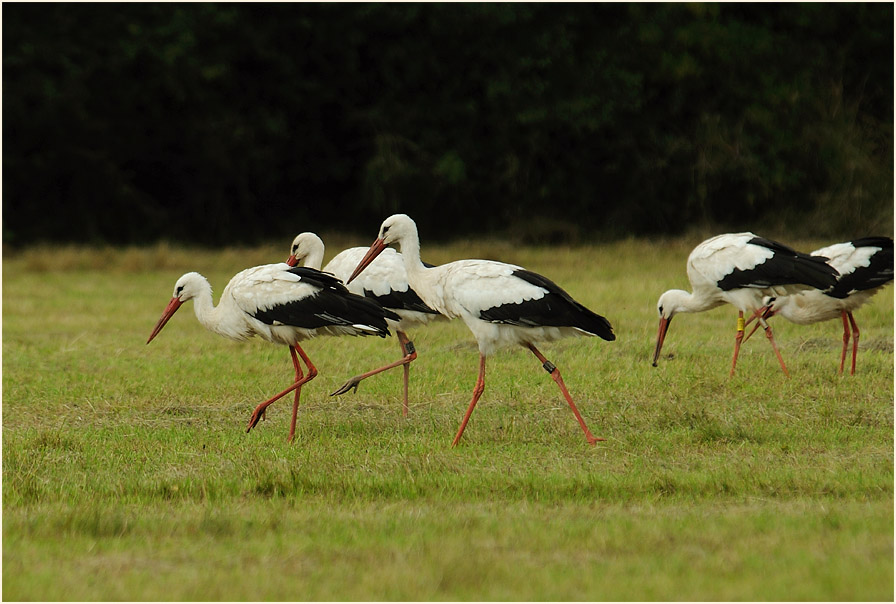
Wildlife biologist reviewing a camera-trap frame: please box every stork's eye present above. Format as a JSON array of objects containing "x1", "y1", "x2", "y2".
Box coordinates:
[
  {"x1": 658, "y1": 305, "x2": 664, "y2": 315},
  {"x1": 292, "y1": 244, "x2": 298, "y2": 253},
  {"x1": 382, "y1": 225, "x2": 390, "y2": 236},
  {"x1": 176, "y1": 285, "x2": 184, "y2": 296}
]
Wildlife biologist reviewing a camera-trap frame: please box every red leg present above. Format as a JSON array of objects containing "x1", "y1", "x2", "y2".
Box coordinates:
[
  {"x1": 287, "y1": 344, "x2": 318, "y2": 442},
  {"x1": 330, "y1": 330, "x2": 417, "y2": 417},
  {"x1": 262, "y1": 345, "x2": 304, "y2": 423},
  {"x1": 246, "y1": 345, "x2": 317, "y2": 440},
  {"x1": 400, "y1": 336, "x2": 411, "y2": 417},
  {"x1": 743, "y1": 306, "x2": 773, "y2": 343},
  {"x1": 758, "y1": 315, "x2": 790, "y2": 377},
  {"x1": 838, "y1": 311, "x2": 850, "y2": 375},
  {"x1": 742, "y1": 305, "x2": 767, "y2": 329},
  {"x1": 452, "y1": 354, "x2": 486, "y2": 447},
  {"x1": 285, "y1": 346, "x2": 305, "y2": 433},
  {"x1": 527, "y1": 344, "x2": 603, "y2": 444},
  {"x1": 730, "y1": 311, "x2": 745, "y2": 377},
  {"x1": 847, "y1": 311, "x2": 860, "y2": 376}
]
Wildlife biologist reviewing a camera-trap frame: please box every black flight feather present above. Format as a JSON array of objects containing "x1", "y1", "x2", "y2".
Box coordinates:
[
  {"x1": 824, "y1": 237, "x2": 894, "y2": 299},
  {"x1": 362, "y1": 287, "x2": 441, "y2": 315},
  {"x1": 716, "y1": 237, "x2": 839, "y2": 292},
  {"x1": 252, "y1": 267, "x2": 398, "y2": 334},
  {"x1": 478, "y1": 269, "x2": 615, "y2": 341}
]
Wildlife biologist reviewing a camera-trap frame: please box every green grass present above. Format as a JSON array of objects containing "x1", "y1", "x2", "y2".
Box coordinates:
[{"x1": 3, "y1": 238, "x2": 893, "y2": 601}]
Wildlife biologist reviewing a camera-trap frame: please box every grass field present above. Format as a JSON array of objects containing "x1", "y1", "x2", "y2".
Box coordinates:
[{"x1": 3, "y1": 236, "x2": 893, "y2": 601}]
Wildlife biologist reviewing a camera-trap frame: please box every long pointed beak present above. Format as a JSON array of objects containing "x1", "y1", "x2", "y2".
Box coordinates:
[
  {"x1": 147, "y1": 297, "x2": 184, "y2": 344},
  {"x1": 347, "y1": 238, "x2": 387, "y2": 284},
  {"x1": 286, "y1": 254, "x2": 299, "y2": 267},
  {"x1": 652, "y1": 316, "x2": 671, "y2": 366}
]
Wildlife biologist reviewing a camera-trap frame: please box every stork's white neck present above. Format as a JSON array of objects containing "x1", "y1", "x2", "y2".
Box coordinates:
[
  {"x1": 660, "y1": 288, "x2": 724, "y2": 316},
  {"x1": 393, "y1": 228, "x2": 428, "y2": 284},
  {"x1": 174, "y1": 272, "x2": 253, "y2": 343},
  {"x1": 301, "y1": 240, "x2": 325, "y2": 270},
  {"x1": 188, "y1": 277, "x2": 220, "y2": 331}
]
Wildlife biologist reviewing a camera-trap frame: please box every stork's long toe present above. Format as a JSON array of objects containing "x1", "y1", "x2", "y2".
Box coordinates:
[
  {"x1": 246, "y1": 408, "x2": 265, "y2": 432},
  {"x1": 330, "y1": 377, "x2": 362, "y2": 397}
]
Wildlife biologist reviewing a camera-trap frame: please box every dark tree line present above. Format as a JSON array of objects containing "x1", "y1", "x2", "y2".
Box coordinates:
[{"x1": 3, "y1": 3, "x2": 893, "y2": 246}]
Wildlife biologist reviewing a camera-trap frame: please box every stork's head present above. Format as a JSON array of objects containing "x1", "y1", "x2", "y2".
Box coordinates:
[
  {"x1": 760, "y1": 295, "x2": 780, "y2": 316},
  {"x1": 347, "y1": 214, "x2": 418, "y2": 284},
  {"x1": 147, "y1": 272, "x2": 206, "y2": 344},
  {"x1": 652, "y1": 289, "x2": 689, "y2": 366},
  {"x1": 377, "y1": 213, "x2": 416, "y2": 247},
  {"x1": 655, "y1": 289, "x2": 690, "y2": 321},
  {"x1": 286, "y1": 232, "x2": 325, "y2": 268}
]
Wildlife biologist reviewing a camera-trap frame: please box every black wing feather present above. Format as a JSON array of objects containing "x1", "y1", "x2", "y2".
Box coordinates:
[
  {"x1": 363, "y1": 287, "x2": 441, "y2": 315},
  {"x1": 717, "y1": 237, "x2": 839, "y2": 291},
  {"x1": 253, "y1": 267, "x2": 397, "y2": 334},
  {"x1": 825, "y1": 237, "x2": 894, "y2": 299},
  {"x1": 479, "y1": 269, "x2": 615, "y2": 341}
]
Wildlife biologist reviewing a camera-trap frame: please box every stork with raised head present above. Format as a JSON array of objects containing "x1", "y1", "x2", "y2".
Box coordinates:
[
  {"x1": 286, "y1": 232, "x2": 443, "y2": 415},
  {"x1": 652, "y1": 233, "x2": 840, "y2": 377},
  {"x1": 346, "y1": 214, "x2": 615, "y2": 447},
  {"x1": 744, "y1": 236, "x2": 893, "y2": 374},
  {"x1": 147, "y1": 263, "x2": 397, "y2": 442}
]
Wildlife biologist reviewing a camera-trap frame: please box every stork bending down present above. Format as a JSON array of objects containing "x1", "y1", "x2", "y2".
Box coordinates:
[
  {"x1": 745, "y1": 236, "x2": 893, "y2": 374},
  {"x1": 652, "y1": 233, "x2": 840, "y2": 377}
]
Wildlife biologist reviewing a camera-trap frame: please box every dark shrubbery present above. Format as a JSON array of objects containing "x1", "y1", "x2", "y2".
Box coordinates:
[{"x1": 3, "y1": 3, "x2": 892, "y2": 245}]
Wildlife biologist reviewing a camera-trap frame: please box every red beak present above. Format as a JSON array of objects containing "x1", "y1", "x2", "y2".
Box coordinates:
[
  {"x1": 347, "y1": 238, "x2": 388, "y2": 284},
  {"x1": 652, "y1": 316, "x2": 671, "y2": 366},
  {"x1": 286, "y1": 254, "x2": 299, "y2": 267},
  {"x1": 147, "y1": 296, "x2": 184, "y2": 344}
]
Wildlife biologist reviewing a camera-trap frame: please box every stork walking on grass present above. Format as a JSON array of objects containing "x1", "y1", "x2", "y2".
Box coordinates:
[
  {"x1": 652, "y1": 233, "x2": 840, "y2": 377},
  {"x1": 286, "y1": 233, "x2": 443, "y2": 415},
  {"x1": 347, "y1": 213, "x2": 615, "y2": 447},
  {"x1": 744, "y1": 236, "x2": 893, "y2": 375},
  {"x1": 147, "y1": 263, "x2": 397, "y2": 442}
]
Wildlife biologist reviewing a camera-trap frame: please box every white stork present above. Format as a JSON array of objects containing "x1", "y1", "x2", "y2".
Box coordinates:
[
  {"x1": 744, "y1": 236, "x2": 893, "y2": 374},
  {"x1": 652, "y1": 233, "x2": 840, "y2": 376},
  {"x1": 146, "y1": 263, "x2": 397, "y2": 442},
  {"x1": 286, "y1": 232, "x2": 443, "y2": 415},
  {"x1": 346, "y1": 213, "x2": 615, "y2": 447}
]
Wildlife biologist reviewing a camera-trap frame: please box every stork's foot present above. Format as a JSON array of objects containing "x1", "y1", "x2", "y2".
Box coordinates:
[
  {"x1": 246, "y1": 407, "x2": 266, "y2": 432},
  {"x1": 586, "y1": 435, "x2": 606, "y2": 445},
  {"x1": 330, "y1": 376, "x2": 362, "y2": 397}
]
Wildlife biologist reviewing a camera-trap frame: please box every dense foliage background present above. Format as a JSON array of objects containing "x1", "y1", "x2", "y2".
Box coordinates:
[{"x1": 3, "y1": 3, "x2": 893, "y2": 246}]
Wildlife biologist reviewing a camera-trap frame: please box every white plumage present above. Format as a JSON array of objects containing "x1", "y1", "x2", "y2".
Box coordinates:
[
  {"x1": 147, "y1": 262, "x2": 395, "y2": 442},
  {"x1": 347, "y1": 213, "x2": 615, "y2": 447},
  {"x1": 653, "y1": 232, "x2": 840, "y2": 376},
  {"x1": 750, "y1": 237, "x2": 893, "y2": 374},
  {"x1": 286, "y1": 232, "x2": 443, "y2": 414}
]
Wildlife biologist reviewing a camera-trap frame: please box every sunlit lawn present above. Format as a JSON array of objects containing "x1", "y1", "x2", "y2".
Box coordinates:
[{"x1": 3, "y1": 237, "x2": 893, "y2": 600}]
